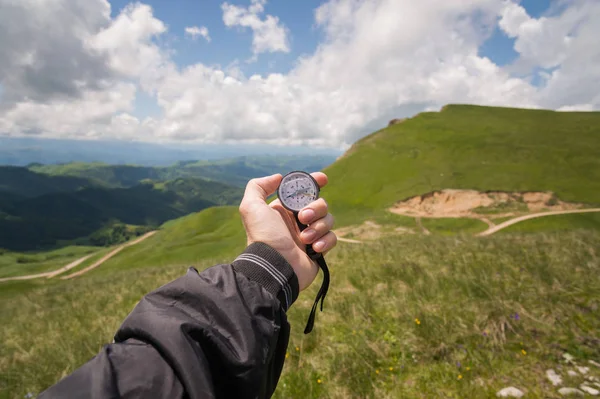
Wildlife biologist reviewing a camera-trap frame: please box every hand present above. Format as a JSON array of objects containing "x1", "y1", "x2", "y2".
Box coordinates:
[{"x1": 239, "y1": 173, "x2": 337, "y2": 291}]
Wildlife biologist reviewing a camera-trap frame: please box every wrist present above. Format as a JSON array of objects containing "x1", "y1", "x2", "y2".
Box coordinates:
[{"x1": 232, "y1": 242, "x2": 300, "y2": 311}]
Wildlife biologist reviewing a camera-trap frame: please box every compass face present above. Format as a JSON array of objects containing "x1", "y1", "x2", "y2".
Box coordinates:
[{"x1": 277, "y1": 171, "x2": 320, "y2": 212}]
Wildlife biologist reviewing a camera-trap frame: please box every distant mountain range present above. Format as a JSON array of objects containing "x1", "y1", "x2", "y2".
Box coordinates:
[
  {"x1": 0, "y1": 137, "x2": 341, "y2": 166},
  {"x1": 0, "y1": 155, "x2": 335, "y2": 250}
]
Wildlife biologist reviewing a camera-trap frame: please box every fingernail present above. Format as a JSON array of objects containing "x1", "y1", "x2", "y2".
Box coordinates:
[
  {"x1": 313, "y1": 240, "x2": 325, "y2": 252},
  {"x1": 302, "y1": 228, "x2": 317, "y2": 241},
  {"x1": 301, "y1": 209, "x2": 315, "y2": 221}
]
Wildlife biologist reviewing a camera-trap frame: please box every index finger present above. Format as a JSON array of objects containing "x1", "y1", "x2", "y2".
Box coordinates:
[{"x1": 311, "y1": 172, "x2": 328, "y2": 188}]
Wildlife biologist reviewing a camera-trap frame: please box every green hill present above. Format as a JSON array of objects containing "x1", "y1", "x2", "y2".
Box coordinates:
[
  {"x1": 324, "y1": 105, "x2": 600, "y2": 226},
  {"x1": 0, "y1": 166, "x2": 93, "y2": 197},
  {"x1": 90, "y1": 206, "x2": 245, "y2": 274}
]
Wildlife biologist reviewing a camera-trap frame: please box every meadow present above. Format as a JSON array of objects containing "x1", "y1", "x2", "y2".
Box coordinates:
[{"x1": 1, "y1": 229, "x2": 599, "y2": 398}]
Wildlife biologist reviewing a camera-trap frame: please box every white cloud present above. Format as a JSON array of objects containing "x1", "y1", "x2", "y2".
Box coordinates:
[
  {"x1": 557, "y1": 104, "x2": 595, "y2": 112},
  {"x1": 498, "y1": 0, "x2": 600, "y2": 110},
  {"x1": 221, "y1": 0, "x2": 290, "y2": 56},
  {"x1": 185, "y1": 26, "x2": 211, "y2": 42},
  {"x1": 0, "y1": 0, "x2": 599, "y2": 147}
]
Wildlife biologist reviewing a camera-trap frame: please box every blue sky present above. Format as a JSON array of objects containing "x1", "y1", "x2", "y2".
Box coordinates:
[
  {"x1": 109, "y1": 0, "x2": 326, "y2": 120},
  {"x1": 107, "y1": 0, "x2": 553, "y2": 71},
  {"x1": 1, "y1": 0, "x2": 598, "y2": 147},
  {"x1": 110, "y1": 0, "x2": 323, "y2": 75},
  {"x1": 106, "y1": 0, "x2": 555, "y2": 121}
]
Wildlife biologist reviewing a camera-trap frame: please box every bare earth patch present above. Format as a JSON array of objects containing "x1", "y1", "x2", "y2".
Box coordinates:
[{"x1": 389, "y1": 189, "x2": 584, "y2": 220}]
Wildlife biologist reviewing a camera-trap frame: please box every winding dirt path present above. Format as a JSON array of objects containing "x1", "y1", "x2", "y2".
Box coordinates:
[
  {"x1": 0, "y1": 231, "x2": 157, "y2": 283},
  {"x1": 61, "y1": 231, "x2": 157, "y2": 280},
  {"x1": 337, "y1": 237, "x2": 363, "y2": 244},
  {"x1": 477, "y1": 209, "x2": 600, "y2": 236},
  {"x1": 415, "y1": 217, "x2": 431, "y2": 235},
  {"x1": 0, "y1": 254, "x2": 95, "y2": 283}
]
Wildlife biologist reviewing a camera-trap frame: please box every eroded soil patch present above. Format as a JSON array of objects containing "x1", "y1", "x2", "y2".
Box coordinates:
[{"x1": 390, "y1": 189, "x2": 584, "y2": 219}]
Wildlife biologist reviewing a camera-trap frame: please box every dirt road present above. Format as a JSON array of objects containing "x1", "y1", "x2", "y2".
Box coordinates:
[
  {"x1": 0, "y1": 231, "x2": 157, "y2": 283},
  {"x1": 477, "y1": 209, "x2": 600, "y2": 236},
  {"x1": 337, "y1": 237, "x2": 363, "y2": 244},
  {"x1": 0, "y1": 254, "x2": 95, "y2": 283},
  {"x1": 61, "y1": 231, "x2": 157, "y2": 280}
]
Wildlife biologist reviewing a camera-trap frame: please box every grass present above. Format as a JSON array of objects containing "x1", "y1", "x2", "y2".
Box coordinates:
[
  {"x1": 324, "y1": 105, "x2": 600, "y2": 227},
  {"x1": 3, "y1": 104, "x2": 600, "y2": 398},
  {"x1": 88, "y1": 206, "x2": 246, "y2": 275},
  {"x1": 1, "y1": 231, "x2": 599, "y2": 398},
  {"x1": 420, "y1": 218, "x2": 489, "y2": 235},
  {"x1": 501, "y1": 212, "x2": 600, "y2": 234},
  {"x1": 0, "y1": 246, "x2": 99, "y2": 279}
]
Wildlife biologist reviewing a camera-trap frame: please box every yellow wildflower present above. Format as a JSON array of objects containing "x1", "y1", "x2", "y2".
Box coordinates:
[
  {"x1": 295, "y1": 347, "x2": 300, "y2": 351},
  {"x1": 285, "y1": 353, "x2": 289, "y2": 359},
  {"x1": 375, "y1": 369, "x2": 380, "y2": 374},
  {"x1": 458, "y1": 375, "x2": 463, "y2": 380},
  {"x1": 389, "y1": 367, "x2": 393, "y2": 371},
  {"x1": 466, "y1": 367, "x2": 471, "y2": 371},
  {"x1": 415, "y1": 318, "x2": 421, "y2": 325},
  {"x1": 317, "y1": 379, "x2": 322, "y2": 384},
  {"x1": 521, "y1": 349, "x2": 527, "y2": 355}
]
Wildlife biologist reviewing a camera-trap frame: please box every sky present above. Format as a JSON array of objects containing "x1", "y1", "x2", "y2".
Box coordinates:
[{"x1": 0, "y1": 0, "x2": 599, "y2": 149}]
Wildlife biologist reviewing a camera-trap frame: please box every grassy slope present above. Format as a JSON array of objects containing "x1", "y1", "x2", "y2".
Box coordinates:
[
  {"x1": 324, "y1": 105, "x2": 600, "y2": 226},
  {"x1": 2, "y1": 232, "x2": 599, "y2": 398},
  {"x1": 501, "y1": 212, "x2": 600, "y2": 234},
  {"x1": 0, "y1": 206, "x2": 243, "y2": 298},
  {"x1": 0, "y1": 246, "x2": 99, "y2": 279},
  {"x1": 88, "y1": 206, "x2": 246, "y2": 275}
]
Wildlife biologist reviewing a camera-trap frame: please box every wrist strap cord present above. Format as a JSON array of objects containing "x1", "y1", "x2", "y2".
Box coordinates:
[{"x1": 296, "y1": 218, "x2": 330, "y2": 334}]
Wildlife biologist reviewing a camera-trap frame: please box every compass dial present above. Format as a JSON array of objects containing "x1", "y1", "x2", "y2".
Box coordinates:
[{"x1": 277, "y1": 171, "x2": 320, "y2": 212}]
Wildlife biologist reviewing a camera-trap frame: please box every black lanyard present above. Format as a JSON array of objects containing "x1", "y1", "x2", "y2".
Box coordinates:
[{"x1": 296, "y1": 218, "x2": 330, "y2": 334}]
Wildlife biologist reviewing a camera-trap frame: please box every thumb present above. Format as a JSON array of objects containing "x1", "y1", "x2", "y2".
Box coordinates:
[{"x1": 243, "y1": 174, "x2": 282, "y2": 205}]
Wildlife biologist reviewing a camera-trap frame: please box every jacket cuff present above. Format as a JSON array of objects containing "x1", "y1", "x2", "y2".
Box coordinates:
[{"x1": 232, "y1": 242, "x2": 299, "y2": 311}]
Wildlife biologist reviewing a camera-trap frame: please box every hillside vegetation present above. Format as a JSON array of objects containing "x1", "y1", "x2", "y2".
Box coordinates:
[
  {"x1": 2, "y1": 232, "x2": 599, "y2": 398},
  {"x1": 0, "y1": 178, "x2": 242, "y2": 251},
  {"x1": 325, "y1": 105, "x2": 600, "y2": 226},
  {"x1": 1, "y1": 105, "x2": 600, "y2": 398},
  {"x1": 0, "y1": 156, "x2": 334, "y2": 251}
]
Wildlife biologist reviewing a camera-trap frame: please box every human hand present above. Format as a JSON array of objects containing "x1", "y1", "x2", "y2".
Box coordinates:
[{"x1": 239, "y1": 173, "x2": 336, "y2": 291}]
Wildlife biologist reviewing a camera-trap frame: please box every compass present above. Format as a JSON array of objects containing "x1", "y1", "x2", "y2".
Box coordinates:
[
  {"x1": 277, "y1": 171, "x2": 320, "y2": 213},
  {"x1": 277, "y1": 171, "x2": 329, "y2": 334}
]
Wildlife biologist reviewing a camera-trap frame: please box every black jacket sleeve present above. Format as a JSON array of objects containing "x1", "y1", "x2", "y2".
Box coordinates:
[{"x1": 38, "y1": 242, "x2": 300, "y2": 399}]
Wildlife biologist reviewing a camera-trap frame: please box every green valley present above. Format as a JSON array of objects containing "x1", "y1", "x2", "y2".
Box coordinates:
[{"x1": 0, "y1": 155, "x2": 334, "y2": 251}]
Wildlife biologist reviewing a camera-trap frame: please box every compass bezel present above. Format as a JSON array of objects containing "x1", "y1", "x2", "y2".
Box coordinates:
[{"x1": 277, "y1": 171, "x2": 320, "y2": 213}]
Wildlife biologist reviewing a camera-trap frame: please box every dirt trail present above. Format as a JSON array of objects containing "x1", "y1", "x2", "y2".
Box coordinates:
[
  {"x1": 415, "y1": 217, "x2": 431, "y2": 235},
  {"x1": 337, "y1": 237, "x2": 363, "y2": 244},
  {"x1": 0, "y1": 231, "x2": 157, "y2": 283},
  {"x1": 61, "y1": 231, "x2": 157, "y2": 280},
  {"x1": 477, "y1": 209, "x2": 600, "y2": 236},
  {"x1": 390, "y1": 189, "x2": 584, "y2": 221},
  {"x1": 0, "y1": 254, "x2": 95, "y2": 283},
  {"x1": 46, "y1": 254, "x2": 95, "y2": 278}
]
